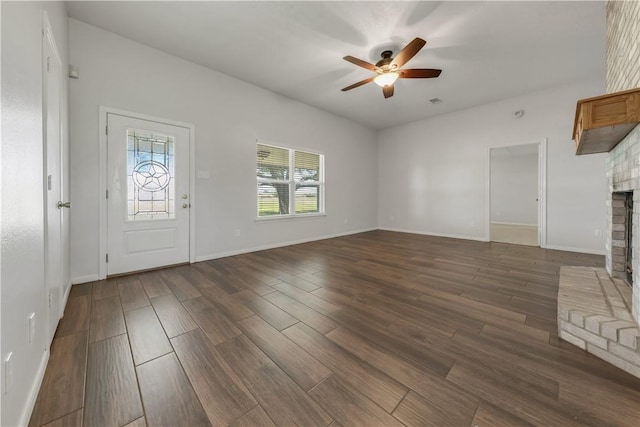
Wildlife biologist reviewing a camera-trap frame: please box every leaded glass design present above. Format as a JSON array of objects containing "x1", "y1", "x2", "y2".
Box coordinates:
[{"x1": 127, "y1": 130, "x2": 175, "y2": 221}]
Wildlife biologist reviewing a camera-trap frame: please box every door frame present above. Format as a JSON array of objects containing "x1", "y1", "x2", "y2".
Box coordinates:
[
  {"x1": 98, "y1": 107, "x2": 196, "y2": 279},
  {"x1": 485, "y1": 138, "x2": 547, "y2": 247}
]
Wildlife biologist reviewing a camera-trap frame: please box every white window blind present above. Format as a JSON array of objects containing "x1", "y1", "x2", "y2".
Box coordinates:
[{"x1": 257, "y1": 143, "x2": 324, "y2": 217}]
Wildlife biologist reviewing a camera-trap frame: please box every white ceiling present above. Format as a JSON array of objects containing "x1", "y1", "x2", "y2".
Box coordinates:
[{"x1": 67, "y1": 1, "x2": 606, "y2": 130}]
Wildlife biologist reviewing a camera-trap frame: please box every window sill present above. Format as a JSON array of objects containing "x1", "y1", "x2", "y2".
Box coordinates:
[{"x1": 255, "y1": 213, "x2": 326, "y2": 222}]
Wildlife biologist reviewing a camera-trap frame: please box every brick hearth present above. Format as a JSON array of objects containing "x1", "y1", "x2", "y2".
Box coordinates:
[{"x1": 558, "y1": 266, "x2": 640, "y2": 377}]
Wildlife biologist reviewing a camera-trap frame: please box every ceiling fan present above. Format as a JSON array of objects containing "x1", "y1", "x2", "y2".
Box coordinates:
[{"x1": 341, "y1": 37, "x2": 441, "y2": 99}]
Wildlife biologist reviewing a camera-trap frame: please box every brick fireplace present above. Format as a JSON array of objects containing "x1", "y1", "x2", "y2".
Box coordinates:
[
  {"x1": 605, "y1": 0, "x2": 640, "y2": 326},
  {"x1": 557, "y1": 1, "x2": 640, "y2": 378}
]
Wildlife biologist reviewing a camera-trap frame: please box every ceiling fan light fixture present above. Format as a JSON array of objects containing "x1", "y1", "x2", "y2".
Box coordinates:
[
  {"x1": 374, "y1": 72, "x2": 399, "y2": 87},
  {"x1": 342, "y1": 38, "x2": 439, "y2": 98}
]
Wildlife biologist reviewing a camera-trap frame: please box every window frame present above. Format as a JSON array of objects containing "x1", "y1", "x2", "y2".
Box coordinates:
[{"x1": 256, "y1": 142, "x2": 325, "y2": 220}]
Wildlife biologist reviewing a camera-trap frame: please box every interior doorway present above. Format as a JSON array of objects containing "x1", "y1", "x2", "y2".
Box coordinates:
[{"x1": 489, "y1": 142, "x2": 545, "y2": 246}]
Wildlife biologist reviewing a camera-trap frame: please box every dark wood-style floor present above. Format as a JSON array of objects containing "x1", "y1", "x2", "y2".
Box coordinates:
[{"x1": 30, "y1": 231, "x2": 640, "y2": 427}]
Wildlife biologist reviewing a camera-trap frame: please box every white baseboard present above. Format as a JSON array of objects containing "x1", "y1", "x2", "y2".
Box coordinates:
[
  {"x1": 71, "y1": 274, "x2": 99, "y2": 284},
  {"x1": 195, "y1": 227, "x2": 377, "y2": 262},
  {"x1": 62, "y1": 280, "x2": 72, "y2": 306},
  {"x1": 19, "y1": 348, "x2": 50, "y2": 427},
  {"x1": 379, "y1": 227, "x2": 605, "y2": 256},
  {"x1": 74, "y1": 229, "x2": 605, "y2": 279},
  {"x1": 490, "y1": 221, "x2": 538, "y2": 227},
  {"x1": 543, "y1": 244, "x2": 606, "y2": 256},
  {"x1": 378, "y1": 227, "x2": 490, "y2": 242}
]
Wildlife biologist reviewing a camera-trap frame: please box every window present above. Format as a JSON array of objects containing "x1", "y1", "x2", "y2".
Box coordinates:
[{"x1": 257, "y1": 143, "x2": 324, "y2": 218}]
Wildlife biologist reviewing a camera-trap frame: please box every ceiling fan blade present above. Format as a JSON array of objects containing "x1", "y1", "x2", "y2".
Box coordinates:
[
  {"x1": 400, "y1": 69, "x2": 442, "y2": 78},
  {"x1": 383, "y1": 85, "x2": 394, "y2": 98},
  {"x1": 390, "y1": 37, "x2": 427, "y2": 69},
  {"x1": 343, "y1": 55, "x2": 379, "y2": 72},
  {"x1": 341, "y1": 77, "x2": 374, "y2": 91}
]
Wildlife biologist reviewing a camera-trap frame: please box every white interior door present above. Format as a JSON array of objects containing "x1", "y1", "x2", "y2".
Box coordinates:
[
  {"x1": 107, "y1": 114, "x2": 191, "y2": 275},
  {"x1": 43, "y1": 18, "x2": 64, "y2": 343}
]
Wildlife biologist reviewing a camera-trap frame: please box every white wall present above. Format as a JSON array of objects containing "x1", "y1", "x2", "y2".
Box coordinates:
[
  {"x1": 490, "y1": 148, "x2": 538, "y2": 224},
  {"x1": 1, "y1": 2, "x2": 69, "y2": 425},
  {"x1": 378, "y1": 79, "x2": 608, "y2": 254},
  {"x1": 69, "y1": 19, "x2": 378, "y2": 282}
]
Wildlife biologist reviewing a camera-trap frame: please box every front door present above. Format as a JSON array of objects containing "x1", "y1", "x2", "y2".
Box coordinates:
[{"x1": 107, "y1": 114, "x2": 191, "y2": 275}]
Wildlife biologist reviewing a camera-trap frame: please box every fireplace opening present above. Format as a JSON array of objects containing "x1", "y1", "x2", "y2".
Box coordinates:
[{"x1": 612, "y1": 191, "x2": 634, "y2": 288}]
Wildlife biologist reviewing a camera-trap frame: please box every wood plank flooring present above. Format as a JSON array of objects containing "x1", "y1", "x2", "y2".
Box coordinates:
[{"x1": 30, "y1": 231, "x2": 640, "y2": 426}]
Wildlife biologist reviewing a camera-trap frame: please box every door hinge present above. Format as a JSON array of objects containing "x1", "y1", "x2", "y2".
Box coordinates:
[
  {"x1": 106, "y1": 253, "x2": 109, "y2": 263},
  {"x1": 106, "y1": 189, "x2": 109, "y2": 199},
  {"x1": 46, "y1": 57, "x2": 51, "y2": 72},
  {"x1": 48, "y1": 293, "x2": 52, "y2": 308},
  {"x1": 105, "y1": 125, "x2": 108, "y2": 136}
]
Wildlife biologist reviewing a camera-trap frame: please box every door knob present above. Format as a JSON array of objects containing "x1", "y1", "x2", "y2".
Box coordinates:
[
  {"x1": 57, "y1": 201, "x2": 71, "y2": 209},
  {"x1": 182, "y1": 203, "x2": 189, "y2": 208},
  {"x1": 181, "y1": 194, "x2": 188, "y2": 199}
]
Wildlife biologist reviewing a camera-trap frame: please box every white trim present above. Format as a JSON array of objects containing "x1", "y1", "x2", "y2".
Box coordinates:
[
  {"x1": 486, "y1": 139, "x2": 548, "y2": 247},
  {"x1": 484, "y1": 148, "x2": 491, "y2": 242},
  {"x1": 190, "y1": 125, "x2": 196, "y2": 265},
  {"x1": 195, "y1": 228, "x2": 377, "y2": 262},
  {"x1": 71, "y1": 274, "x2": 100, "y2": 285},
  {"x1": 42, "y1": 14, "x2": 61, "y2": 66},
  {"x1": 19, "y1": 349, "x2": 50, "y2": 427},
  {"x1": 490, "y1": 221, "x2": 538, "y2": 227},
  {"x1": 378, "y1": 227, "x2": 489, "y2": 242},
  {"x1": 257, "y1": 138, "x2": 325, "y2": 156},
  {"x1": 256, "y1": 140, "x2": 325, "y2": 218},
  {"x1": 62, "y1": 279, "x2": 72, "y2": 311},
  {"x1": 99, "y1": 106, "x2": 196, "y2": 279},
  {"x1": 544, "y1": 244, "x2": 606, "y2": 256},
  {"x1": 75, "y1": 227, "x2": 607, "y2": 278},
  {"x1": 379, "y1": 227, "x2": 604, "y2": 255},
  {"x1": 255, "y1": 213, "x2": 327, "y2": 222},
  {"x1": 99, "y1": 108, "x2": 107, "y2": 280},
  {"x1": 539, "y1": 138, "x2": 548, "y2": 248}
]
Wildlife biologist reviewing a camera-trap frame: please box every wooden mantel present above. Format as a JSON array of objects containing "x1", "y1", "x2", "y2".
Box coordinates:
[{"x1": 573, "y1": 88, "x2": 640, "y2": 155}]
